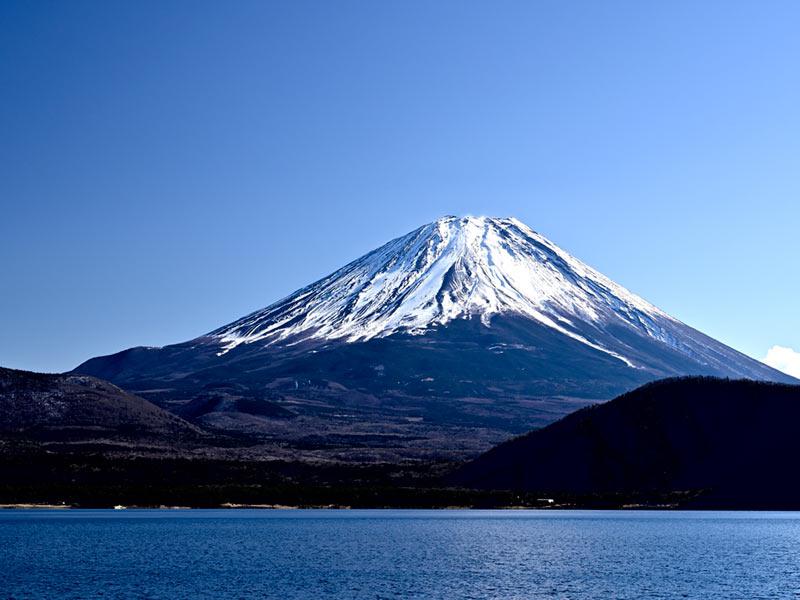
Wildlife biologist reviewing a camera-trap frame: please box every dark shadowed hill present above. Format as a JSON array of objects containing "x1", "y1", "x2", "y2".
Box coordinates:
[
  {"x1": 0, "y1": 367, "x2": 204, "y2": 452},
  {"x1": 451, "y1": 377, "x2": 800, "y2": 507}
]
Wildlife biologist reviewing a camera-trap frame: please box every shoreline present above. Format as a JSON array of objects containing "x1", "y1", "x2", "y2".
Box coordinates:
[
  {"x1": 0, "y1": 503, "x2": 770, "y2": 511},
  {"x1": 0, "y1": 503, "x2": 71, "y2": 509}
]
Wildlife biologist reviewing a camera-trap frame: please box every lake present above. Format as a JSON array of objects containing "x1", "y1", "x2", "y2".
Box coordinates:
[{"x1": 2, "y1": 509, "x2": 800, "y2": 599}]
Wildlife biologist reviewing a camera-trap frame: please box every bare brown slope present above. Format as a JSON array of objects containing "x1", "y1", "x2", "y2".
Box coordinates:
[{"x1": 0, "y1": 367, "x2": 205, "y2": 451}]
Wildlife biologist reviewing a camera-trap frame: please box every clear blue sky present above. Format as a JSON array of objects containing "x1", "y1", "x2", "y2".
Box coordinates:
[{"x1": 1, "y1": 1, "x2": 799, "y2": 373}]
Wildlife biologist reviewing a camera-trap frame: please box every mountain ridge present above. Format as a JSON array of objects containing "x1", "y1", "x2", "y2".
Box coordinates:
[
  {"x1": 0, "y1": 366, "x2": 204, "y2": 452},
  {"x1": 73, "y1": 216, "x2": 795, "y2": 462}
]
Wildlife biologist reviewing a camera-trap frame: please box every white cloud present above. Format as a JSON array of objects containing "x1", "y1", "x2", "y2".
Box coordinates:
[{"x1": 763, "y1": 346, "x2": 800, "y2": 379}]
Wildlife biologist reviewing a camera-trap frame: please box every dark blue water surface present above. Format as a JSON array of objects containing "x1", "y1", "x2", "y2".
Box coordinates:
[{"x1": 2, "y1": 509, "x2": 800, "y2": 599}]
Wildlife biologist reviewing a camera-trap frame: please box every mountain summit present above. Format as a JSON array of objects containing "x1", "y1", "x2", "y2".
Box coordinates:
[
  {"x1": 206, "y1": 215, "x2": 769, "y2": 378},
  {"x1": 212, "y1": 216, "x2": 658, "y2": 367},
  {"x1": 75, "y1": 216, "x2": 794, "y2": 461}
]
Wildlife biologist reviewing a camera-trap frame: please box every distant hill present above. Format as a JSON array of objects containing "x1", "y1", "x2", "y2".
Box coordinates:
[
  {"x1": 0, "y1": 367, "x2": 204, "y2": 452},
  {"x1": 451, "y1": 377, "x2": 800, "y2": 507}
]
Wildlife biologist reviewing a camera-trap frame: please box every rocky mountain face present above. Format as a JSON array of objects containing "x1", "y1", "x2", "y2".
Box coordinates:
[{"x1": 74, "y1": 216, "x2": 795, "y2": 462}]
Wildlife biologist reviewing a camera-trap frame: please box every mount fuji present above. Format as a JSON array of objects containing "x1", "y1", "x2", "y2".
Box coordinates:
[{"x1": 75, "y1": 216, "x2": 794, "y2": 461}]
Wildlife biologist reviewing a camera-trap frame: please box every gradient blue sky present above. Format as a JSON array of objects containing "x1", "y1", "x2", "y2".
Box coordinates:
[{"x1": 1, "y1": 1, "x2": 799, "y2": 374}]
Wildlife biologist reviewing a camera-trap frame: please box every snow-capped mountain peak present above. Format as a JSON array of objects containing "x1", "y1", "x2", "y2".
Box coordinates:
[
  {"x1": 210, "y1": 216, "x2": 675, "y2": 366},
  {"x1": 74, "y1": 217, "x2": 797, "y2": 464}
]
